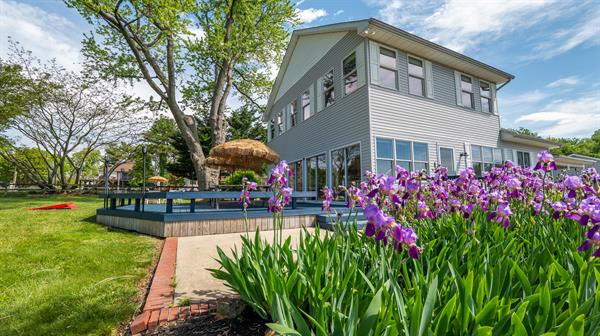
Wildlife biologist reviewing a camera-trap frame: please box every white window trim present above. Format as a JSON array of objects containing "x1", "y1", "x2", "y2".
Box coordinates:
[
  {"x1": 455, "y1": 71, "x2": 475, "y2": 109},
  {"x1": 374, "y1": 137, "x2": 430, "y2": 173},
  {"x1": 406, "y1": 54, "x2": 426, "y2": 97},
  {"x1": 376, "y1": 44, "x2": 399, "y2": 90},
  {"x1": 289, "y1": 99, "x2": 297, "y2": 128},
  {"x1": 329, "y1": 141, "x2": 362, "y2": 188},
  {"x1": 437, "y1": 146, "x2": 455, "y2": 174},
  {"x1": 341, "y1": 50, "x2": 358, "y2": 96},
  {"x1": 301, "y1": 88, "x2": 311, "y2": 120},
  {"x1": 321, "y1": 67, "x2": 335, "y2": 110},
  {"x1": 479, "y1": 79, "x2": 493, "y2": 113},
  {"x1": 306, "y1": 152, "x2": 327, "y2": 196}
]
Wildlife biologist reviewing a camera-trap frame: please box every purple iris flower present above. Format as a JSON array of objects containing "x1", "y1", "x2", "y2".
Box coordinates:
[
  {"x1": 578, "y1": 225, "x2": 600, "y2": 257},
  {"x1": 534, "y1": 150, "x2": 557, "y2": 171},
  {"x1": 487, "y1": 202, "x2": 512, "y2": 228},
  {"x1": 564, "y1": 175, "x2": 583, "y2": 198},
  {"x1": 390, "y1": 225, "x2": 420, "y2": 258},
  {"x1": 416, "y1": 201, "x2": 434, "y2": 219},
  {"x1": 551, "y1": 201, "x2": 567, "y2": 219},
  {"x1": 321, "y1": 186, "x2": 334, "y2": 212}
]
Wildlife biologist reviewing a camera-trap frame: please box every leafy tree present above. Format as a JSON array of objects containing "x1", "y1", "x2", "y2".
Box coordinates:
[
  {"x1": 227, "y1": 105, "x2": 266, "y2": 141},
  {"x1": 144, "y1": 116, "x2": 179, "y2": 175},
  {"x1": 0, "y1": 42, "x2": 147, "y2": 191},
  {"x1": 65, "y1": 0, "x2": 297, "y2": 188},
  {"x1": 510, "y1": 127, "x2": 540, "y2": 137},
  {"x1": 512, "y1": 127, "x2": 599, "y2": 158}
]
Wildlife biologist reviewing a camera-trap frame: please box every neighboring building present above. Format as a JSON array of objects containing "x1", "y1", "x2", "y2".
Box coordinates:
[
  {"x1": 264, "y1": 19, "x2": 588, "y2": 194},
  {"x1": 567, "y1": 154, "x2": 600, "y2": 171},
  {"x1": 109, "y1": 161, "x2": 133, "y2": 186}
]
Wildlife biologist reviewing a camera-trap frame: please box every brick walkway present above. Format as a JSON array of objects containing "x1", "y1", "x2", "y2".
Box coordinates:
[{"x1": 129, "y1": 238, "x2": 219, "y2": 334}]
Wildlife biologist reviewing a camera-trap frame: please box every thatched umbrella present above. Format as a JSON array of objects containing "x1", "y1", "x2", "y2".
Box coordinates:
[
  {"x1": 206, "y1": 139, "x2": 280, "y2": 172},
  {"x1": 148, "y1": 176, "x2": 168, "y2": 183}
]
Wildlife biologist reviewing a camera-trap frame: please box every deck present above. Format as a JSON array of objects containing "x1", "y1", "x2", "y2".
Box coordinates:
[{"x1": 96, "y1": 191, "x2": 360, "y2": 237}]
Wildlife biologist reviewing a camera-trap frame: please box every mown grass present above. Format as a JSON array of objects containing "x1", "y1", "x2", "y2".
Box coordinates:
[{"x1": 0, "y1": 195, "x2": 160, "y2": 336}]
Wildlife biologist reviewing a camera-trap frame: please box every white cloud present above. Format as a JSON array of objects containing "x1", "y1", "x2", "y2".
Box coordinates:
[
  {"x1": 502, "y1": 90, "x2": 549, "y2": 107},
  {"x1": 546, "y1": 76, "x2": 580, "y2": 88},
  {"x1": 0, "y1": 0, "x2": 82, "y2": 70},
  {"x1": 533, "y1": 7, "x2": 600, "y2": 59},
  {"x1": 366, "y1": 0, "x2": 598, "y2": 58},
  {"x1": 296, "y1": 8, "x2": 327, "y2": 23},
  {"x1": 334, "y1": 10, "x2": 344, "y2": 16},
  {"x1": 515, "y1": 94, "x2": 600, "y2": 137}
]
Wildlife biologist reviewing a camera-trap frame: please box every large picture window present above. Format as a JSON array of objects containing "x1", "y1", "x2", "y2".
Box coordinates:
[
  {"x1": 323, "y1": 70, "x2": 335, "y2": 107},
  {"x1": 471, "y1": 145, "x2": 503, "y2": 175},
  {"x1": 290, "y1": 160, "x2": 303, "y2": 191},
  {"x1": 379, "y1": 47, "x2": 397, "y2": 89},
  {"x1": 343, "y1": 52, "x2": 358, "y2": 95},
  {"x1": 331, "y1": 144, "x2": 361, "y2": 199},
  {"x1": 307, "y1": 154, "x2": 326, "y2": 199},
  {"x1": 376, "y1": 138, "x2": 429, "y2": 174}
]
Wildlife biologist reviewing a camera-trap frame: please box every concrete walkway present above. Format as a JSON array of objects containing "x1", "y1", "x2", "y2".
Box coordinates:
[{"x1": 174, "y1": 228, "x2": 319, "y2": 304}]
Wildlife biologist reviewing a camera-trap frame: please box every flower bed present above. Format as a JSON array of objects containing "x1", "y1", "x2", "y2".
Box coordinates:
[{"x1": 212, "y1": 153, "x2": 600, "y2": 335}]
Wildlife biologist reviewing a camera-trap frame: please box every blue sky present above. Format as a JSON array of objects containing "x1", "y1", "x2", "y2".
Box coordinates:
[{"x1": 1, "y1": 0, "x2": 599, "y2": 138}]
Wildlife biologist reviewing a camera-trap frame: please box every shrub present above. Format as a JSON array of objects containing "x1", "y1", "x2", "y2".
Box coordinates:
[{"x1": 222, "y1": 170, "x2": 260, "y2": 186}]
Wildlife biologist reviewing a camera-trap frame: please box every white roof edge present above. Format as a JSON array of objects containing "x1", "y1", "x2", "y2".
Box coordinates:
[{"x1": 568, "y1": 153, "x2": 600, "y2": 161}]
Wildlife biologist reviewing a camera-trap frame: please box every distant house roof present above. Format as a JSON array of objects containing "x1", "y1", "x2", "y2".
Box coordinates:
[
  {"x1": 555, "y1": 155, "x2": 596, "y2": 166},
  {"x1": 266, "y1": 18, "x2": 514, "y2": 118},
  {"x1": 499, "y1": 128, "x2": 561, "y2": 149},
  {"x1": 111, "y1": 162, "x2": 134, "y2": 173},
  {"x1": 568, "y1": 153, "x2": 600, "y2": 162}
]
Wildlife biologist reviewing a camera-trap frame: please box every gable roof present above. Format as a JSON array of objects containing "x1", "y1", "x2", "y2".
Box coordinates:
[{"x1": 265, "y1": 18, "x2": 514, "y2": 120}]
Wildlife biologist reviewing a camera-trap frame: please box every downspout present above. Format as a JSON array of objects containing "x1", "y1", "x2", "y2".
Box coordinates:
[{"x1": 496, "y1": 78, "x2": 511, "y2": 91}]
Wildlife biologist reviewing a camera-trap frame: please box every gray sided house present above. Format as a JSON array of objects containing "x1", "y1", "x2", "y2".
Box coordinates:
[{"x1": 264, "y1": 19, "x2": 573, "y2": 194}]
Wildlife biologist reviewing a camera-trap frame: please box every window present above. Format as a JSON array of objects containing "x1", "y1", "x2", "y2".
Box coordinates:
[
  {"x1": 375, "y1": 138, "x2": 429, "y2": 174},
  {"x1": 290, "y1": 160, "x2": 303, "y2": 191},
  {"x1": 439, "y1": 147, "x2": 455, "y2": 175},
  {"x1": 480, "y1": 81, "x2": 492, "y2": 113},
  {"x1": 307, "y1": 154, "x2": 326, "y2": 199},
  {"x1": 277, "y1": 110, "x2": 283, "y2": 135},
  {"x1": 471, "y1": 145, "x2": 502, "y2": 175},
  {"x1": 323, "y1": 70, "x2": 335, "y2": 107},
  {"x1": 408, "y1": 56, "x2": 425, "y2": 97},
  {"x1": 290, "y1": 100, "x2": 297, "y2": 127},
  {"x1": 331, "y1": 144, "x2": 361, "y2": 199},
  {"x1": 343, "y1": 52, "x2": 358, "y2": 95},
  {"x1": 517, "y1": 151, "x2": 531, "y2": 168},
  {"x1": 376, "y1": 138, "x2": 394, "y2": 175},
  {"x1": 460, "y1": 74, "x2": 474, "y2": 109},
  {"x1": 379, "y1": 47, "x2": 397, "y2": 89},
  {"x1": 269, "y1": 119, "x2": 275, "y2": 139},
  {"x1": 302, "y1": 90, "x2": 311, "y2": 120}
]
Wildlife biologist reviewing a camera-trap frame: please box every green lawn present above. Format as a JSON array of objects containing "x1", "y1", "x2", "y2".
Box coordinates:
[{"x1": 0, "y1": 195, "x2": 160, "y2": 336}]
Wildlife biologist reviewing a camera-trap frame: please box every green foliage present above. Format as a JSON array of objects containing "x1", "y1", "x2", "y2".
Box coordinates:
[
  {"x1": 512, "y1": 127, "x2": 599, "y2": 159},
  {"x1": 144, "y1": 116, "x2": 179, "y2": 175},
  {"x1": 0, "y1": 195, "x2": 159, "y2": 335},
  {"x1": 222, "y1": 170, "x2": 260, "y2": 186},
  {"x1": 228, "y1": 105, "x2": 267, "y2": 141},
  {"x1": 212, "y1": 210, "x2": 600, "y2": 335}
]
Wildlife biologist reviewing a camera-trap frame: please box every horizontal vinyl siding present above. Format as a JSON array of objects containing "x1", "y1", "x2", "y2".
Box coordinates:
[
  {"x1": 431, "y1": 63, "x2": 456, "y2": 106},
  {"x1": 268, "y1": 32, "x2": 371, "y2": 186},
  {"x1": 369, "y1": 86, "x2": 502, "y2": 172}
]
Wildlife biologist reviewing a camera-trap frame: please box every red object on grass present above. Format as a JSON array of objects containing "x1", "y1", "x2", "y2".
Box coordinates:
[{"x1": 30, "y1": 202, "x2": 77, "y2": 210}]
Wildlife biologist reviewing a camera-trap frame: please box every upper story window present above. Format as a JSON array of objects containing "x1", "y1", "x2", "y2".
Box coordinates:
[
  {"x1": 408, "y1": 56, "x2": 425, "y2": 97},
  {"x1": 290, "y1": 100, "x2": 297, "y2": 127},
  {"x1": 379, "y1": 47, "x2": 397, "y2": 89},
  {"x1": 269, "y1": 118, "x2": 275, "y2": 140},
  {"x1": 461, "y1": 75, "x2": 474, "y2": 109},
  {"x1": 277, "y1": 110, "x2": 283, "y2": 135},
  {"x1": 480, "y1": 81, "x2": 492, "y2": 113},
  {"x1": 343, "y1": 52, "x2": 358, "y2": 95},
  {"x1": 302, "y1": 89, "x2": 311, "y2": 120},
  {"x1": 323, "y1": 70, "x2": 335, "y2": 107}
]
